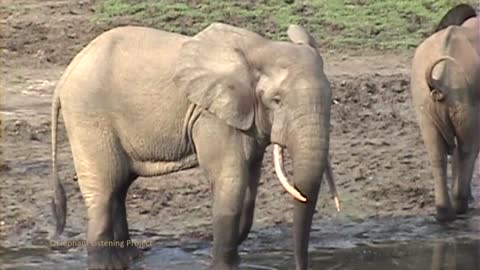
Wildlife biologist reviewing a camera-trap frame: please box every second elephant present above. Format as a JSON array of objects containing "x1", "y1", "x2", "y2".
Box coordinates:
[{"x1": 411, "y1": 4, "x2": 479, "y2": 222}]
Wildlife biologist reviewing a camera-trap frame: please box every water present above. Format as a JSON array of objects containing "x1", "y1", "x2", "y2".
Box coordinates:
[
  {"x1": 133, "y1": 238, "x2": 480, "y2": 270},
  {"x1": 2, "y1": 239, "x2": 479, "y2": 270},
  {"x1": 2, "y1": 215, "x2": 480, "y2": 270}
]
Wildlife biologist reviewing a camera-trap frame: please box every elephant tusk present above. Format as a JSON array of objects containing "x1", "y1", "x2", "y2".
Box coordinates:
[
  {"x1": 273, "y1": 144, "x2": 307, "y2": 202},
  {"x1": 325, "y1": 160, "x2": 341, "y2": 212},
  {"x1": 334, "y1": 197, "x2": 341, "y2": 212}
]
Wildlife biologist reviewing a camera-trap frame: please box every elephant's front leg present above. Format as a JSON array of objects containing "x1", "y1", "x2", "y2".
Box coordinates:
[
  {"x1": 192, "y1": 115, "x2": 254, "y2": 269},
  {"x1": 419, "y1": 116, "x2": 454, "y2": 221},
  {"x1": 211, "y1": 170, "x2": 247, "y2": 268},
  {"x1": 237, "y1": 157, "x2": 263, "y2": 245}
]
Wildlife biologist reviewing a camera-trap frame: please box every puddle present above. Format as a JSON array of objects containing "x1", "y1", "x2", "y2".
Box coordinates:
[
  {"x1": 1, "y1": 215, "x2": 479, "y2": 270},
  {"x1": 2, "y1": 238, "x2": 479, "y2": 270},
  {"x1": 305, "y1": 238, "x2": 480, "y2": 270}
]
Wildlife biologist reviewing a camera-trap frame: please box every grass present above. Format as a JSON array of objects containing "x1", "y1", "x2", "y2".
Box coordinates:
[{"x1": 94, "y1": 0, "x2": 478, "y2": 52}]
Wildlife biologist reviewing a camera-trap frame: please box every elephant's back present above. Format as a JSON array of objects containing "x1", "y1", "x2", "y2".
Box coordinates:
[
  {"x1": 57, "y1": 25, "x2": 190, "y2": 110},
  {"x1": 97, "y1": 25, "x2": 189, "y2": 49},
  {"x1": 57, "y1": 26, "x2": 194, "y2": 161}
]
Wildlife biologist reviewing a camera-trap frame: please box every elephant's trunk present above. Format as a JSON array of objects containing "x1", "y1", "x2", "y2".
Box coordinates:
[
  {"x1": 273, "y1": 145, "x2": 340, "y2": 209},
  {"x1": 289, "y1": 112, "x2": 329, "y2": 270},
  {"x1": 291, "y1": 143, "x2": 326, "y2": 270}
]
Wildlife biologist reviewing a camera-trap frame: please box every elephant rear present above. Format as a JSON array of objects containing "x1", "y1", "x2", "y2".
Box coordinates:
[
  {"x1": 56, "y1": 26, "x2": 195, "y2": 161},
  {"x1": 410, "y1": 4, "x2": 480, "y2": 222},
  {"x1": 50, "y1": 26, "x2": 193, "y2": 236},
  {"x1": 56, "y1": 26, "x2": 189, "y2": 112}
]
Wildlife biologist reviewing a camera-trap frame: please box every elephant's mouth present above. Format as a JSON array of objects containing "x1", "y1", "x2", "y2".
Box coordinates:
[{"x1": 272, "y1": 144, "x2": 307, "y2": 202}]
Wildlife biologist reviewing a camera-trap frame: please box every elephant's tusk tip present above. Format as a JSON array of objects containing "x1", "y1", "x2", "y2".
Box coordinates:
[
  {"x1": 284, "y1": 185, "x2": 307, "y2": 203},
  {"x1": 291, "y1": 190, "x2": 307, "y2": 202},
  {"x1": 334, "y1": 196, "x2": 340, "y2": 212},
  {"x1": 296, "y1": 195, "x2": 307, "y2": 203}
]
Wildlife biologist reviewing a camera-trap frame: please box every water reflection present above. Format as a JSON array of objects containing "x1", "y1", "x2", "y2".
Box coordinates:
[
  {"x1": 2, "y1": 236, "x2": 480, "y2": 269},
  {"x1": 430, "y1": 240, "x2": 480, "y2": 270},
  {"x1": 1, "y1": 238, "x2": 479, "y2": 270},
  {"x1": 129, "y1": 238, "x2": 480, "y2": 270},
  {"x1": 293, "y1": 239, "x2": 480, "y2": 270}
]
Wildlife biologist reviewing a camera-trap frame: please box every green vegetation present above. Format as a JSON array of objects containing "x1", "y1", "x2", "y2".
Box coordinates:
[{"x1": 94, "y1": 0, "x2": 477, "y2": 52}]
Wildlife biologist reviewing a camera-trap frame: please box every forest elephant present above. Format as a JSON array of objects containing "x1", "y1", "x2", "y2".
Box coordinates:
[
  {"x1": 50, "y1": 23, "x2": 340, "y2": 270},
  {"x1": 410, "y1": 4, "x2": 479, "y2": 222}
]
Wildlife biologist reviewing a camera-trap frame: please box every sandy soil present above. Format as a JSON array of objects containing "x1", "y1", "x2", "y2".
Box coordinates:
[{"x1": 1, "y1": 0, "x2": 479, "y2": 254}]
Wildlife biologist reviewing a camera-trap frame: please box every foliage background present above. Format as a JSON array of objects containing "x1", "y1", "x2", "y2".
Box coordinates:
[{"x1": 95, "y1": 0, "x2": 478, "y2": 52}]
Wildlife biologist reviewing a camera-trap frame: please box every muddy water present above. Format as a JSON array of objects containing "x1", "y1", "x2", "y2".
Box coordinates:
[{"x1": 2, "y1": 213, "x2": 480, "y2": 270}]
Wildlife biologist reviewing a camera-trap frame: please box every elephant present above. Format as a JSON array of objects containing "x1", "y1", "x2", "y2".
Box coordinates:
[
  {"x1": 50, "y1": 23, "x2": 339, "y2": 270},
  {"x1": 433, "y1": 3, "x2": 477, "y2": 33},
  {"x1": 410, "y1": 4, "x2": 479, "y2": 222}
]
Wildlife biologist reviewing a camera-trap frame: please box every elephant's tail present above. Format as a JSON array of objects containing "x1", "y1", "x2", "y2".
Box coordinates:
[
  {"x1": 425, "y1": 56, "x2": 455, "y2": 98},
  {"x1": 424, "y1": 56, "x2": 460, "y2": 154},
  {"x1": 51, "y1": 90, "x2": 66, "y2": 237},
  {"x1": 425, "y1": 56, "x2": 472, "y2": 99},
  {"x1": 426, "y1": 55, "x2": 473, "y2": 91}
]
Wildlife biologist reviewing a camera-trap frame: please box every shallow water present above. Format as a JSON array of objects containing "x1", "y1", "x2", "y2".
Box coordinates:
[
  {"x1": 2, "y1": 214, "x2": 480, "y2": 270},
  {"x1": 240, "y1": 239, "x2": 480, "y2": 270},
  {"x1": 2, "y1": 238, "x2": 479, "y2": 270}
]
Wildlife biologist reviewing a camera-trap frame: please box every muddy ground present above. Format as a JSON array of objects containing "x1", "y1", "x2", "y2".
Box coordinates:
[{"x1": 1, "y1": 0, "x2": 480, "y2": 261}]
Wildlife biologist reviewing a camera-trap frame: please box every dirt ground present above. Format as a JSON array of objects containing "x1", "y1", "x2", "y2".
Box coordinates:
[{"x1": 1, "y1": 0, "x2": 479, "y2": 253}]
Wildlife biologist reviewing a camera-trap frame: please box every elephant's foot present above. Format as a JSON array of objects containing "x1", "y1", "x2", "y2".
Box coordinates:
[
  {"x1": 211, "y1": 261, "x2": 239, "y2": 270},
  {"x1": 453, "y1": 198, "x2": 469, "y2": 215},
  {"x1": 117, "y1": 244, "x2": 143, "y2": 262},
  {"x1": 435, "y1": 206, "x2": 456, "y2": 222},
  {"x1": 467, "y1": 191, "x2": 475, "y2": 203},
  {"x1": 87, "y1": 246, "x2": 129, "y2": 270},
  {"x1": 211, "y1": 251, "x2": 240, "y2": 270}
]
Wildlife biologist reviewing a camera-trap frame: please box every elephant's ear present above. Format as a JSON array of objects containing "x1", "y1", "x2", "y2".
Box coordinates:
[
  {"x1": 173, "y1": 23, "x2": 257, "y2": 131},
  {"x1": 287, "y1": 25, "x2": 320, "y2": 48}
]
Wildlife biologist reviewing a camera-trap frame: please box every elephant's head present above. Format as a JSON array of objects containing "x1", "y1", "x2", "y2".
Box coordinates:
[
  {"x1": 432, "y1": 3, "x2": 477, "y2": 33},
  {"x1": 173, "y1": 23, "x2": 332, "y2": 269}
]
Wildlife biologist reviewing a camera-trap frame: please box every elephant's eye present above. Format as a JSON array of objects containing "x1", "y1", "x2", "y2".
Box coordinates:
[{"x1": 272, "y1": 96, "x2": 281, "y2": 106}]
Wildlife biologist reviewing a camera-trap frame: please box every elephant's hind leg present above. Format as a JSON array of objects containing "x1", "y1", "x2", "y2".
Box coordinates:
[
  {"x1": 418, "y1": 115, "x2": 455, "y2": 222},
  {"x1": 66, "y1": 121, "x2": 134, "y2": 269},
  {"x1": 452, "y1": 146, "x2": 479, "y2": 214},
  {"x1": 112, "y1": 182, "x2": 143, "y2": 262}
]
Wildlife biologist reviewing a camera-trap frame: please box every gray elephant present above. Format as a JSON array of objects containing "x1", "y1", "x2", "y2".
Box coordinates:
[
  {"x1": 410, "y1": 4, "x2": 479, "y2": 222},
  {"x1": 50, "y1": 23, "x2": 339, "y2": 270}
]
